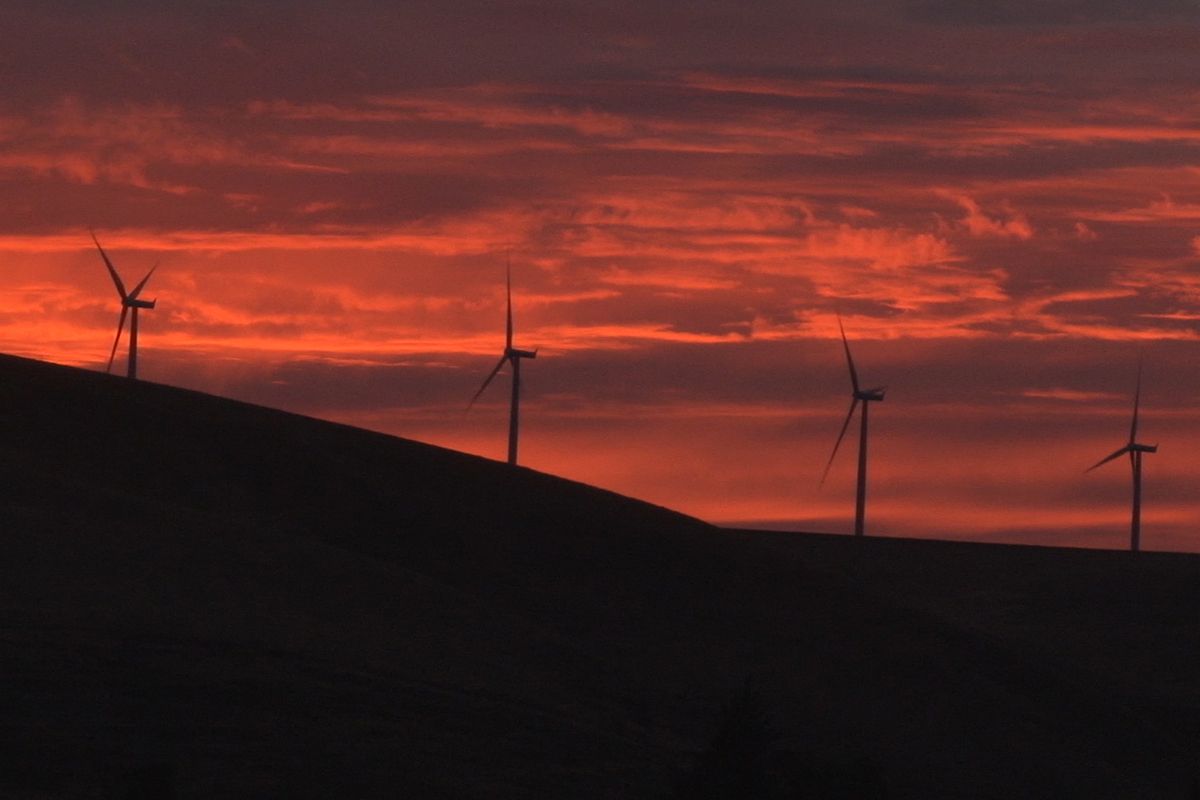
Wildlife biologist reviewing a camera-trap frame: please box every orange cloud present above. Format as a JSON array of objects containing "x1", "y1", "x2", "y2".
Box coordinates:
[
  {"x1": 942, "y1": 193, "x2": 1034, "y2": 239},
  {"x1": 1082, "y1": 196, "x2": 1200, "y2": 223}
]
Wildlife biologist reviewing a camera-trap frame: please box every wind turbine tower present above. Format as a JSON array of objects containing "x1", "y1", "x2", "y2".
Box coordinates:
[
  {"x1": 91, "y1": 231, "x2": 157, "y2": 380},
  {"x1": 821, "y1": 316, "x2": 887, "y2": 537},
  {"x1": 1086, "y1": 363, "x2": 1157, "y2": 552},
  {"x1": 468, "y1": 262, "x2": 537, "y2": 465}
]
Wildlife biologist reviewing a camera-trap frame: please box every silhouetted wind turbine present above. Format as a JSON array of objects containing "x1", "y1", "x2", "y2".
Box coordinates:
[
  {"x1": 467, "y1": 262, "x2": 537, "y2": 465},
  {"x1": 1086, "y1": 363, "x2": 1156, "y2": 552},
  {"x1": 820, "y1": 316, "x2": 886, "y2": 537},
  {"x1": 91, "y1": 231, "x2": 157, "y2": 380}
]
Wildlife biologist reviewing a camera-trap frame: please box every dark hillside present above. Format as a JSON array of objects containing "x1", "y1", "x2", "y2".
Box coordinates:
[{"x1": 1, "y1": 354, "x2": 1197, "y2": 798}]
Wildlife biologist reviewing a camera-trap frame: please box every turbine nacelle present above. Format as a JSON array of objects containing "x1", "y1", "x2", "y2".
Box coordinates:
[
  {"x1": 855, "y1": 387, "x2": 886, "y2": 402},
  {"x1": 1131, "y1": 442, "x2": 1157, "y2": 454},
  {"x1": 506, "y1": 347, "x2": 537, "y2": 360},
  {"x1": 127, "y1": 297, "x2": 156, "y2": 310}
]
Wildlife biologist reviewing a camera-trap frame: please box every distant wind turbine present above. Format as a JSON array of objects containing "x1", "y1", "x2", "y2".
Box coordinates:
[
  {"x1": 1085, "y1": 363, "x2": 1156, "y2": 552},
  {"x1": 820, "y1": 316, "x2": 886, "y2": 537},
  {"x1": 91, "y1": 231, "x2": 157, "y2": 380},
  {"x1": 467, "y1": 261, "x2": 537, "y2": 466}
]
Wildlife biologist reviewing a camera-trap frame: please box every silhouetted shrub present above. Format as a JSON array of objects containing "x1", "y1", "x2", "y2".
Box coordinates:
[
  {"x1": 772, "y1": 751, "x2": 886, "y2": 800},
  {"x1": 112, "y1": 762, "x2": 175, "y2": 800},
  {"x1": 673, "y1": 682, "x2": 887, "y2": 799},
  {"x1": 674, "y1": 681, "x2": 777, "y2": 799}
]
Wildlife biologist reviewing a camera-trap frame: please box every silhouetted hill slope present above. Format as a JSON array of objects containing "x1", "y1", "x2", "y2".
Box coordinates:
[{"x1": 1, "y1": 354, "x2": 1198, "y2": 799}]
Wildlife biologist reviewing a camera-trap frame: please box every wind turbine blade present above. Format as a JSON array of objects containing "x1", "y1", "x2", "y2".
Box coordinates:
[
  {"x1": 91, "y1": 230, "x2": 127, "y2": 300},
  {"x1": 467, "y1": 355, "x2": 508, "y2": 411},
  {"x1": 106, "y1": 306, "x2": 128, "y2": 373},
  {"x1": 505, "y1": 257, "x2": 513, "y2": 351},
  {"x1": 820, "y1": 398, "x2": 859, "y2": 486},
  {"x1": 128, "y1": 262, "x2": 158, "y2": 300},
  {"x1": 1085, "y1": 445, "x2": 1130, "y2": 473},
  {"x1": 837, "y1": 314, "x2": 860, "y2": 394},
  {"x1": 1129, "y1": 359, "x2": 1143, "y2": 444}
]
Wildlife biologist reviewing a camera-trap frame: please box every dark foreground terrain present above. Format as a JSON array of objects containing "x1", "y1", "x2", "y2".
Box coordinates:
[{"x1": 0, "y1": 354, "x2": 1197, "y2": 798}]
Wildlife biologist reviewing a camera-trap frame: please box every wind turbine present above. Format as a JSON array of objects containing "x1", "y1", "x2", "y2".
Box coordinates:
[
  {"x1": 91, "y1": 231, "x2": 157, "y2": 380},
  {"x1": 1085, "y1": 363, "x2": 1156, "y2": 552},
  {"x1": 467, "y1": 261, "x2": 537, "y2": 466},
  {"x1": 820, "y1": 316, "x2": 886, "y2": 537}
]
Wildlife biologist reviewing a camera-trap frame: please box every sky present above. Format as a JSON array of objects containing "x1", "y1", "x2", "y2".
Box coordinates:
[{"x1": 5, "y1": 0, "x2": 1200, "y2": 551}]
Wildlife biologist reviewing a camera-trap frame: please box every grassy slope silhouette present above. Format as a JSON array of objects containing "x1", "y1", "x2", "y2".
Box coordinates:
[{"x1": 1, "y1": 353, "x2": 1197, "y2": 798}]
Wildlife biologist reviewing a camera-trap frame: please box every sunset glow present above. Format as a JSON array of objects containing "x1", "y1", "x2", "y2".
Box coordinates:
[{"x1": 7, "y1": 1, "x2": 1200, "y2": 550}]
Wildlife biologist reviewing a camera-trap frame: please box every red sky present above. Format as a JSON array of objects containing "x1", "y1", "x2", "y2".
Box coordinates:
[{"x1": 5, "y1": 1, "x2": 1200, "y2": 550}]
